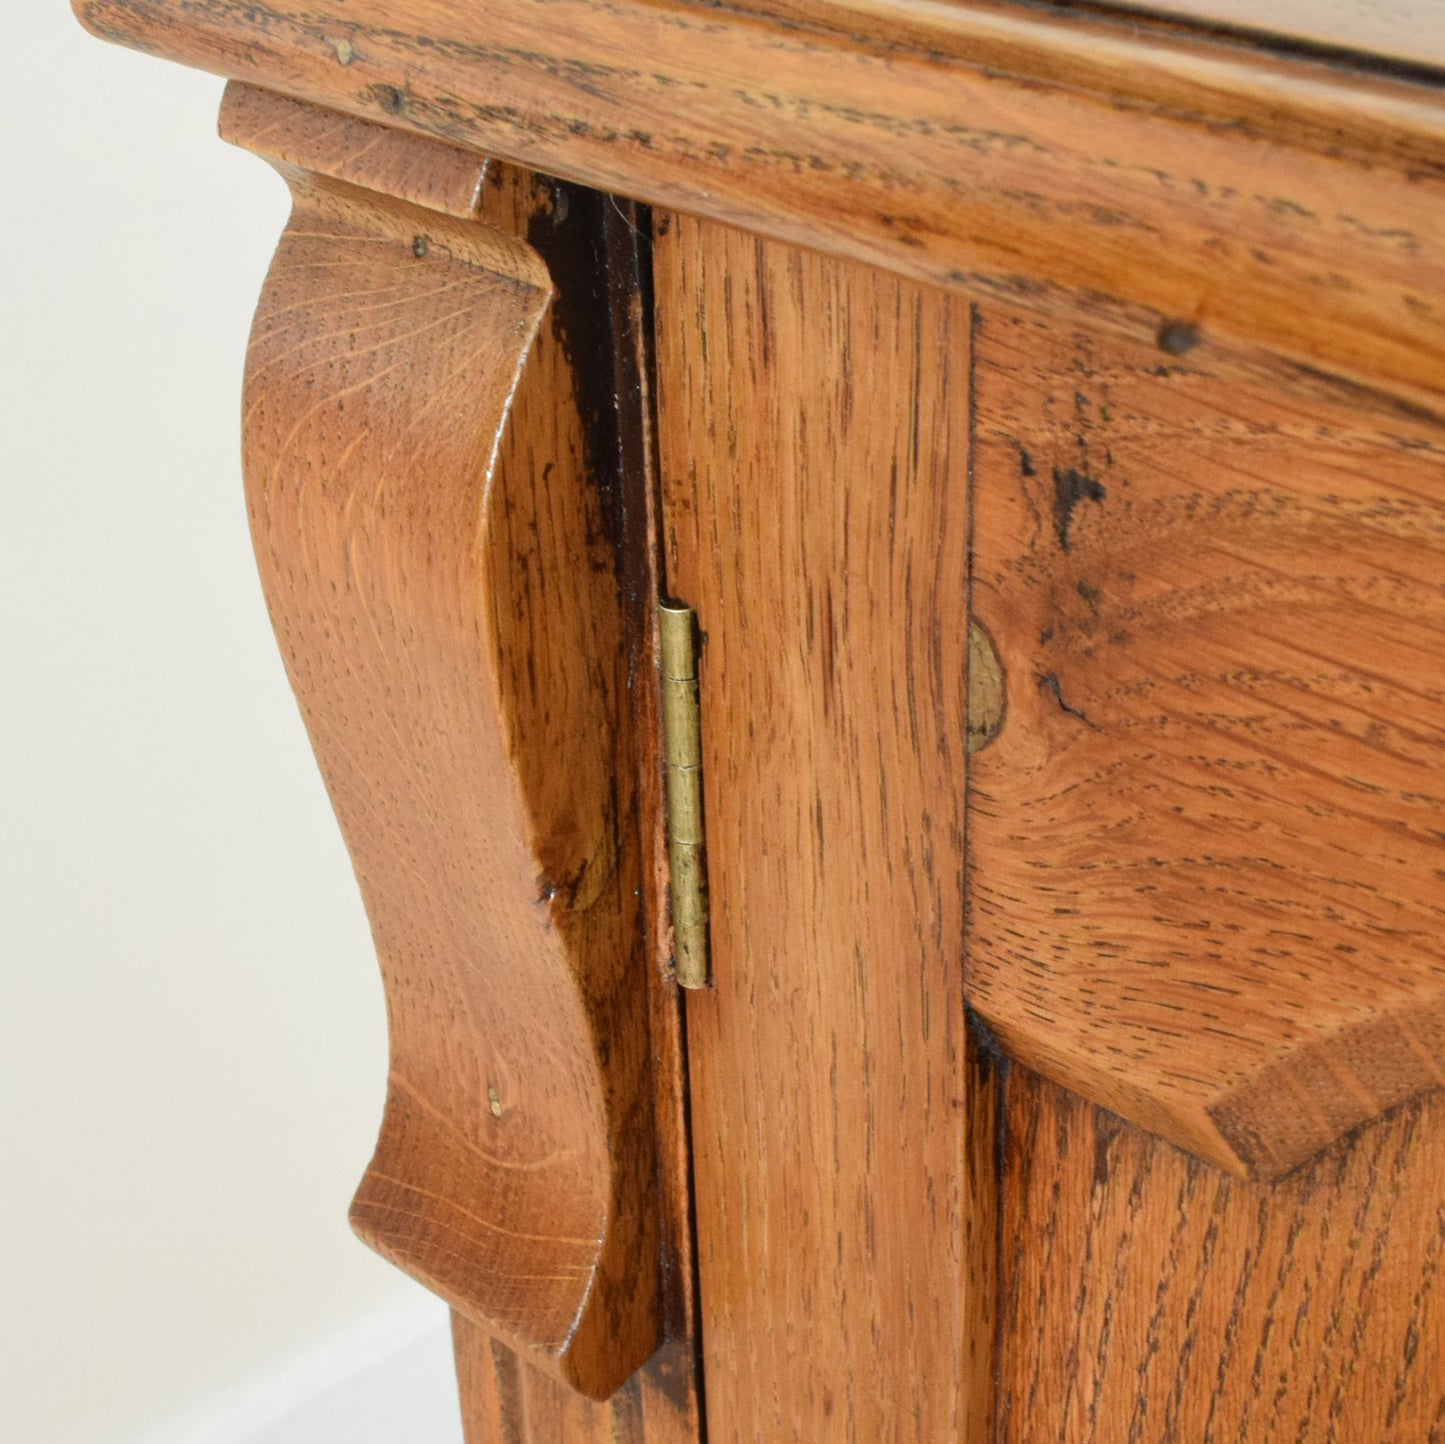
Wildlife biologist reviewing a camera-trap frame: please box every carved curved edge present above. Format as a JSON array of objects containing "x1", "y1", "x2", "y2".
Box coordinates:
[
  {"x1": 965, "y1": 301, "x2": 1445, "y2": 1181},
  {"x1": 976, "y1": 993, "x2": 1445, "y2": 1180},
  {"x1": 233, "y1": 88, "x2": 660, "y2": 1397}
]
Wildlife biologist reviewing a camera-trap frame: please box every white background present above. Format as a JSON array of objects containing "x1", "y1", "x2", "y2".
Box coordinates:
[{"x1": 1, "y1": 8, "x2": 461, "y2": 1442}]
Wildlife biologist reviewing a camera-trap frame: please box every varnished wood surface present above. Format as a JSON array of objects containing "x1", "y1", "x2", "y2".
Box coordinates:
[
  {"x1": 966, "y1": 303, "x2": 1445, "y2": 1178},
  {"x1": 78, "y1": 11, "x2": 1445, "y2": 1430},
  {"x1": 452, "y1": 164, "x2": 703, "y2": 1433},
  {"x1": 1000, "y1": 1065, "x2": 1445, "y2": 1442},
  {"x1": 220, "y1": 82, "x2": 490, "y2": 219},
  {"x1": 77, "y1": 0, "x2": 1445, "y2": 413},
  {"x1": 454, "y1": 1325, "x2": 699, "y2": 1444},
  {"x1": 238, "y1": 129, "x2": 662, "y2": 1395},
  {"x1": 449, "y1": 169, "x2": 704, "y2": 1444},
  {"x1": 655, "y1": 213, "x2": 997, "y2": 1441}
]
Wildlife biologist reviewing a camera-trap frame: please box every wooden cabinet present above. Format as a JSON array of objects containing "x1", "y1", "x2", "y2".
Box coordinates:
[{"x1": 76, "y1": 1, "x2": 1445, "y2": 1437}]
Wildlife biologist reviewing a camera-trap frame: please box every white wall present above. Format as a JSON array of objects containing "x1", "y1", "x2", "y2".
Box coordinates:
[{"x1": 1, "y1": 11, "x2": 460, "y2": 1443}]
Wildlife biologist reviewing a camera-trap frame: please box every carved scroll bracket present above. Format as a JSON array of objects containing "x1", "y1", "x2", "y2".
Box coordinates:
[{"x1": 222, "y1": 82, "x2": 661, "y2": 1397}]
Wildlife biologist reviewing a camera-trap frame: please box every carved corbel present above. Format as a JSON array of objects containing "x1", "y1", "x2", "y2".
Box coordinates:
[{"x1": 221, "y1": 82, "x2": 661, "y2": 1398}]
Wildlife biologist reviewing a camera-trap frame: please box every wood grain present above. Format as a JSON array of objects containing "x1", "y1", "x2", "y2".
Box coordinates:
[
  {"x1": 654, "y1": 212, "x2": 997, "y2": 1441},
  {"x1": 446, "y1": 168, "x2": 704, "y2": 1444},
  {"x1": 76, "y1": 0, "x2": 1445, "y2": 413},
  {"x1": 966, "y1": 302, "x2": 1445, "y2": 1178},
  {"x1": 1000, "y1": 1065, "x2": 1445, "y2": 1442},
  {"x1": 454, "y1": 1325, "x2": 699, "y2": 1444},
  {"x1": 220, "y1": 81, "x2": 490, "y2": 218},
  {"x1": 238, "y1": 127, "x2": 662, "y2": 1395}
]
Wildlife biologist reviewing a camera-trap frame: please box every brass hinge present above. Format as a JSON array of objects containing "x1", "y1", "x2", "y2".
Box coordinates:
[{"x1": 658, "y1": 601, "x2": 711, "y2": 989}]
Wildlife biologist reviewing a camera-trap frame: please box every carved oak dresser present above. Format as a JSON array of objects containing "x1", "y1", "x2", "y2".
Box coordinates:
[{"x1": 75, "y1": 0, "x2": 1445, "y2": 1437}]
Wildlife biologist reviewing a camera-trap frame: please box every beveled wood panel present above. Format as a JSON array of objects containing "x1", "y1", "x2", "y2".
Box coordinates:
[
  {"x1": 655, "y1": 213, "x2": 997, "y2": 1441},
  {"x1": 1000, "y1": 1066, "x2": 1445, "y2": 1442},
  {"x1": 966, "y1": 303, "x2": 1445, "y2": 1178}
]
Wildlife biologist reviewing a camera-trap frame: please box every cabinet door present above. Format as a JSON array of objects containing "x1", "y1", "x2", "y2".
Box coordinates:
[{"x1": 651, "y1": 210, "x2": 1445, "y2": 1443}]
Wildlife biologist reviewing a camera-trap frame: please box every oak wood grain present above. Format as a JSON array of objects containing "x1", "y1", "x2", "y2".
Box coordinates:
[
  {"x1": 966, "y1": 302, "x2": 1445, "y2": 1178},
  {"x1": 450, "y1": 167, "x2": 704, "y2": 1444},
  {"x1": 1000, "y1": 1065, "x2": 1445, "y2": 1442},
  {"x1": 76, "y1": 0, "x2": 1445, "y2": 413},
  {"x1": 455, "y1": 1326, "x2": 700, "y2": 1444},
  {"x1": 654, "y1": 212, "x2": 998, "y2": 1441},
  {"x1": 238, "y1": 127, "x2": 661, "y2": 1395},
  {"x1": 220, "y1": 81, "x2": 491, "y2": 219}
]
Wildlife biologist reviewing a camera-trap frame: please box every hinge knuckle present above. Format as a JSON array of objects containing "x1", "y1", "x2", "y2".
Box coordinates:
[{"x1": 658, "y1": 601, "x2": 711, "y2": 988}]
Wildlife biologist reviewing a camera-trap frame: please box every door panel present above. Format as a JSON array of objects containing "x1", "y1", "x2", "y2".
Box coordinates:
[{"x1": 650, "y1": 216, "x2": 1445, "y2": 1441}]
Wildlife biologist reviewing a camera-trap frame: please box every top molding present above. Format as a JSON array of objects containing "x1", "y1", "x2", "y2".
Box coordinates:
[{"x1": 78, "y1": 0, "x2": 1445, "y2": 410}]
